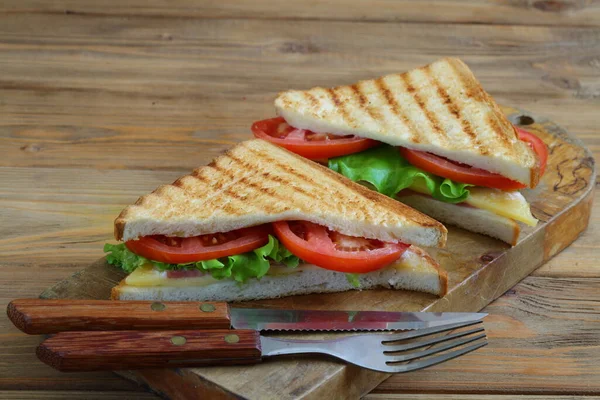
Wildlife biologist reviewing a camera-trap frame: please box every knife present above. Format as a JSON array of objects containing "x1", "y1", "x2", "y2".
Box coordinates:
[{"x1": 7, "y1": 299, "x2": 486, "y2": 334}]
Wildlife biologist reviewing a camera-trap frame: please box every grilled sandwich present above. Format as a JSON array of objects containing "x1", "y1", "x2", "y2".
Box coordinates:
[
  {"x1": 107, "y1": 139, "x2": 448, "y2": 301},
  {"x1": 252, "y1": 57, "x2": 547, "y2": 245}
]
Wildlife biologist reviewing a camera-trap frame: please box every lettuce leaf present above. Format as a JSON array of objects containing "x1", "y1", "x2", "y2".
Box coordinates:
[
  {"x1": 346, "y1": 273, "x2": 361, "y2": 288},
  {"x1": 104, "y1": 235, "x2": 300, "y2": 283},
  {"x1": 328, "y1": 145, "x2": 472, "y2": 204}
]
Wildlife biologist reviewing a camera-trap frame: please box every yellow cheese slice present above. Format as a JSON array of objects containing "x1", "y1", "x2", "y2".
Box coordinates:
[
  {"x1": 125, "y1": 264, "x2": 219, "y2": 287},
  {"x1": 408, "y1": 183, "x2": 537, "y2": 227},
  {"x1": 465, "y1": 188, "x2": 537, "y2": 226}
]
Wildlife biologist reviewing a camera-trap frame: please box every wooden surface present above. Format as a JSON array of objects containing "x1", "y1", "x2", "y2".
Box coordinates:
[
  {"x1": 37, "y1": 111, "x2": 595, "y2": 399},
  {"x1": 1, "y1": 0, "x2": 600, "y2": 399}
]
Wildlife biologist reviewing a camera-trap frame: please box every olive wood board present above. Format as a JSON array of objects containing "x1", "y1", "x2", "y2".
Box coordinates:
[{"x1": 40, "y1": 107, "x2": 596, "y2": 400}]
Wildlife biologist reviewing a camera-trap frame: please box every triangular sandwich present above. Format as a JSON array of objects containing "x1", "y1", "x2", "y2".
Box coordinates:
[
  {"x1": 252, "y1": 58, "x2": 546, "y2": 245},
  {"x1": 107, "y1": 139, "x2": 448, "y2": 301}
]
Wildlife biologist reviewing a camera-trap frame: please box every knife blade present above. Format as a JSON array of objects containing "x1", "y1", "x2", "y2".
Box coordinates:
[
  {"x1": 7, "y1": 299, "x2": 486, "y2": 335},
  {"x1": 229, "y1": 308, "x2": 486, "y2": 331}
]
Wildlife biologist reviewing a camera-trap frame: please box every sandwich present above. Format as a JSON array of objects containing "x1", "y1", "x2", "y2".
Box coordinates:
[
  {"x1": 252, "y1": 57, "x2": 548, "y2": 246},
  {"x1": 105, "y1": 139, "x2": 448, "y2": 302}
]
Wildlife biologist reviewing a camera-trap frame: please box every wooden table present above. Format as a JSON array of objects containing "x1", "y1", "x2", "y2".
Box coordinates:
[{"x1": 1, "y1": 1, "x2": 599, "y2": 399}]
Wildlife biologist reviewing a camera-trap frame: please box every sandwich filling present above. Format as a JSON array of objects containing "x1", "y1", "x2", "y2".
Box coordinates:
[
  {"x1": 252, "y1": 117, "x2": 547, "y2": 228},
  {"x1": 105, "y1": 221, "x2": 411, "y2": 289}
]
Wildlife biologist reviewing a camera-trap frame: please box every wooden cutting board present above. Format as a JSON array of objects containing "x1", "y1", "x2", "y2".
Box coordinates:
[{"x1": 40, "y1": 107, "x2": 595, "y2": 400}]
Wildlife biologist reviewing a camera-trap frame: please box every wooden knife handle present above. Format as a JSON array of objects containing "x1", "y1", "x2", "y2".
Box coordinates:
[
  {"x1": 7, "y1": 299, "x2": 231, "y2": 334},
  {"x1": 37, "y1": 329, "x2": 262, "y2": 371}
]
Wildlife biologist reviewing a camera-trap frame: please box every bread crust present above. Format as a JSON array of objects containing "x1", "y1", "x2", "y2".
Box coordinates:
[{"x1": 406, "y1": 245, "x2": 448, "y2": 296}]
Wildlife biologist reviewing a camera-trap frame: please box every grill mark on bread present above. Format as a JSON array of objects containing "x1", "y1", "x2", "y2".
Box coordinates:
[
  {"x1": 486, "y1": 113, "x2": 512, "y2": 149},
  {"x1": 401, "y1": 73, "x2": 446, "y2": 145},
  {"x1": 242, "y1": 148, "x2": 337, "y2": 194},
  {"x1": 304, "y1": 91, "x2": 320, "y2": 110},
  {"x1": 375, "y1": 77, "x2": 419, "y2": 143},
  {"x1": 326, "y1": 88, "x2": 356, "y2": 128},
  {"x1": 242, "y1": 145, "x2": 376, "y2": 221},
  {"x1": 225, "y1": 151, "x2": 314, "y2": 203},
  {"x1": 446, "y1": 59, "x2": 513, "y2": 151},
  {"x1": 200, "y1": 156, "x2": 257, "y2": 215},
  {"x1": 424, "y1": 64, "x2": 489, "y2": 155},
  {"x1": 350, "y1": 83, "x2": 381, "y2": 123},
  {"x1": 482, "y1": 89, "x2": 517, "y2": 148}
]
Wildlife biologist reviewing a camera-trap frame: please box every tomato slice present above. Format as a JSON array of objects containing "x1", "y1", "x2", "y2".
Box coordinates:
[
  {"x1": 272, "y1": 221, "x2": 408, "y2": 273},
  {"x1": 515, "y1": 127, "x2": 548, "y2": 176},
  {"x1": 125, "y1": 225, "x2": 271, "y2": 264},
  {"x1": 399, "y1": 127, "x2": 548, "y2": 190},
  {"x1": 251, "y1": 117, "x2": 380, "y2": 160},
  {"x1": 399, "y1": 147, "x2": 527, "y2": 190}
]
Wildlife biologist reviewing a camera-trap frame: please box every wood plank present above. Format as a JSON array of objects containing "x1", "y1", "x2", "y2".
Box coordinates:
[
  {"x1": 0, "y1": 392, "x2": 156, "y2": 400},
  {"x1": 372, "y1": 276, "x2": 600, "y2": 396},
  {"x1": 365, "y1": 395, "x2": 600, "y2": 400},
  {"x1": 3, "y1": 0, "x2": 600, "y2": 27},
  {"x1": 1, "y1": 16, "x2": 600, "y2": 171},
  {"x1": 533, "y1": 185, "x2": 600, "y2": 278},
  {"x1": 36, "y1": 114, "x2": 595, "y2": 399}
]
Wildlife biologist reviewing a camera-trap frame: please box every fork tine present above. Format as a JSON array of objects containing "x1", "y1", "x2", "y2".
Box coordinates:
[
  {"x1": 386, "y1": 333, "x2": 486, "y2": 363},
  {"x1": 383, "y1": 326, "x2": 485, "y2": 354},
  {"x1": 387, "y1": 339, "x2": 488, "y2": 373},
  {"x1": 382, "y1": 320, "x2": 483, "y2": 343}
]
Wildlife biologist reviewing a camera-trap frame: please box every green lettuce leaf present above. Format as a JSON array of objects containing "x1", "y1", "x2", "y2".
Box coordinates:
[
  {"x1": 104, "y1": 235, "x2": 300, "y2": 283},
  {"x1": 346, "y1": 273, "x2": 361, "y2": 288},
  {"x1": 328, "y1": 145, "x2": 472, "y2": 204}
]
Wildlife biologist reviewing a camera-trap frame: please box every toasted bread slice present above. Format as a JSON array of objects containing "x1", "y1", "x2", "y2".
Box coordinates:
[
  {"x1": 111, "y1": 246, "x2": 448, "y2": 301},
  {"x1": 398, "y1": 193, "x2": 520, "y2": 245},
  {"x1": 116, "y1": 139, "x2": 446, "y2": 247},
  {"x1": 275, "y1": 57, "x2": 540, "y2": 187}
]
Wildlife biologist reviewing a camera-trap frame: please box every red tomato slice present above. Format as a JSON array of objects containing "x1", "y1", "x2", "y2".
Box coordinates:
[
  {"x1": 399, "y1": 127, "x2": 548, "y2": 190},
  {"x1": 125, "y1": 225, "x2": 271, "y2": 264},
  {"x1": 251, "y1": 117, "x2": 380, "y2": 160},
  {"x1": 399, "y1": 147, "x2": 527, "y2": 190},
  {"x1": 515, "y1": 127, "x2": 548, "y2": 176},
  {"x1": 272, "y1": 221, "x2": 408, "y2": 273}
]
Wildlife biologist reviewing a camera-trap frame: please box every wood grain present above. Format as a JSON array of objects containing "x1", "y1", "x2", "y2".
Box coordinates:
[
  {"x1": 1, "y1": 15, "x2": 600, "y2": 174},
  {"x1": 36, "y1": 113, "x2": 595, "y2": 399},
  {"x1": 0, "y1": 391, "x2": 157, "y2": 400},
  {"x1": 3, "y1": 1, "x2": 600, "y2": 27},
  {"x1": 7, "y1": 299, "x2": 231, "y2": 334},
  {"x1": 372, "y1": 276, "x2": 600, "y2": 396}
]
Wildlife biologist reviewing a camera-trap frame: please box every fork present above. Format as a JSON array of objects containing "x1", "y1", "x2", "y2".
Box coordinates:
[
  {"x1": 262, "y1": 320, "x2": 487, "y2": 373},
  {"x1": 37, "y1": 320, "x2": 487, "y2": 373}
]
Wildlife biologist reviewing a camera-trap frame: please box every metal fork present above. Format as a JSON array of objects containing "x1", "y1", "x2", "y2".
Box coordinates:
[{"x1": 261, "y1": 320, "x2": 487, "y2": 373}]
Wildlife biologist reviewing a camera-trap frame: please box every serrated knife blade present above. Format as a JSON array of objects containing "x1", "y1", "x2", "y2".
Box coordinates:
[{"x1": 230, "y1": 308, "x2": 487, "y2": 332}]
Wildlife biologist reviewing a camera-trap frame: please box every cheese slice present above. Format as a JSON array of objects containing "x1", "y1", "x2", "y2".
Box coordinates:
[
  {"x1": 465, "y1": 187, "x2": 537, "y2": 226},
  {"x1": 125, "y1": 264, "x2": 220, "y2": 287},
  {"x1": 409, "y1": 182, "x2": 537, "y2": 226}
]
